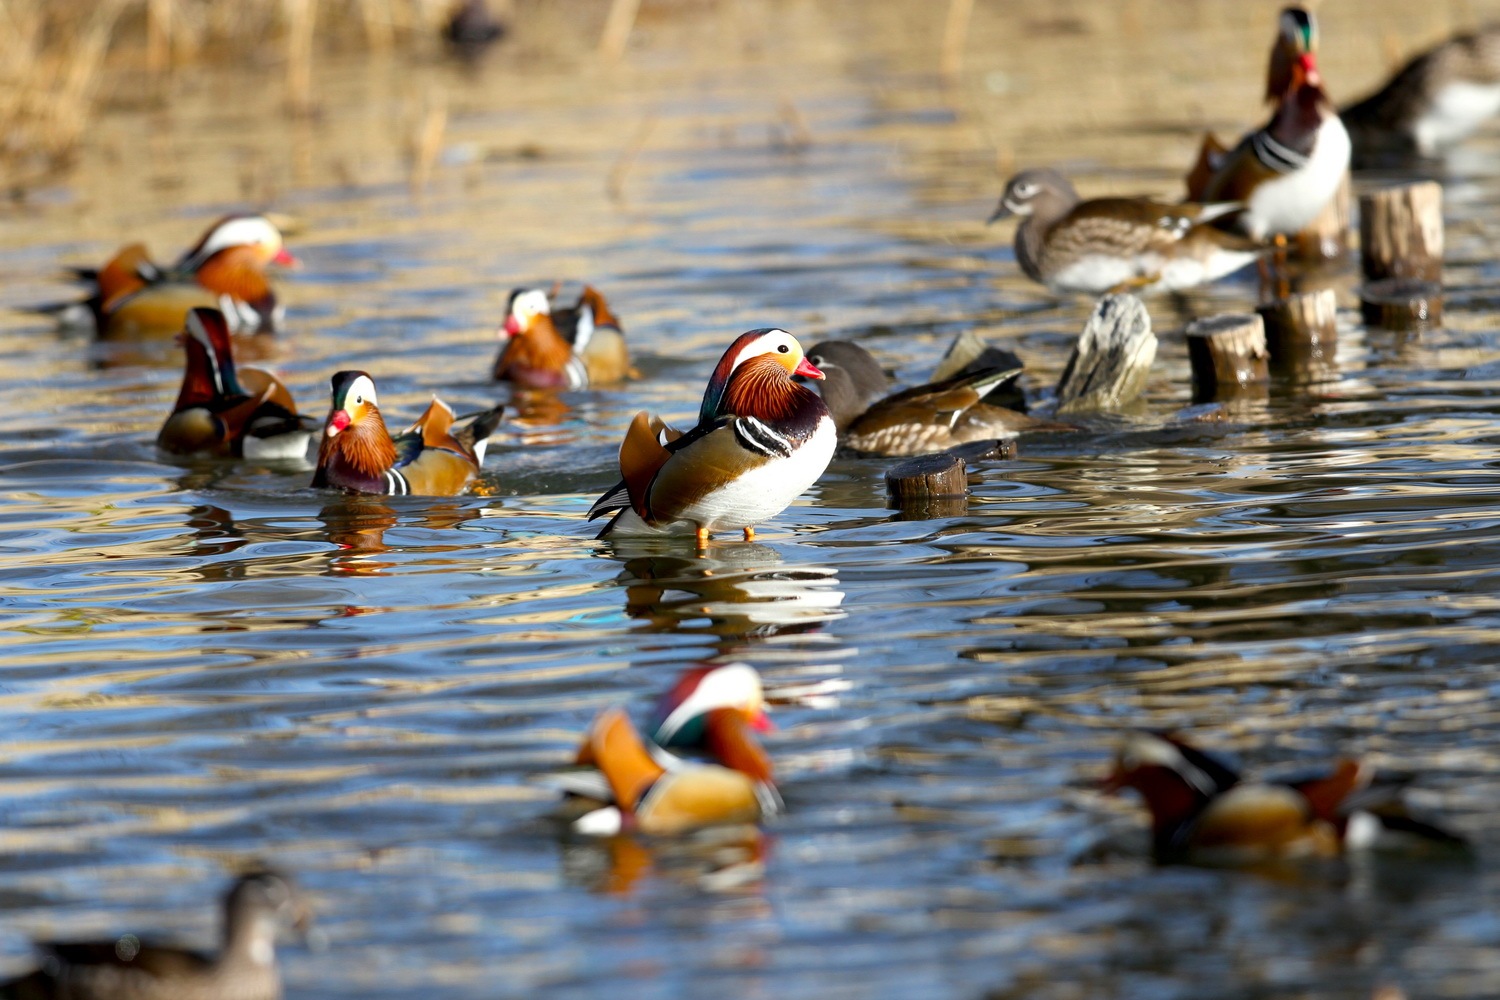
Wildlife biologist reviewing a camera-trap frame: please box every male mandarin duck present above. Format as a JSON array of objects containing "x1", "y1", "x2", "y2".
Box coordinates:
[
  {"x1": 588, "y1": 328, "x2": 836, "y2": 545},
  {"x1": 554, "y1": 663, "x2": 781, "y2": 835},
  {"x1": 0, "y1": 870, "x2": 308, "y2": 1000},
  {"x1": 1186, "y1": 8, "x2": 1351, "y2": 241},
  {"x1": 1342, "y1": 25, "x2": 1500, "y2": 162},
  {"x1": 311, "y1": 370, "x2": 504, "y2": 496},
  {"x1": 1102, "y1": 731, "x2": 1466, "y2": 864},
  {"x1": 987, "y1": 169, "x2": 1264, "y2": 296},
  {"x1": 800, "y1": 340, "x2": 1069, "y2": 456},
  {"x1": 157, "y1": 308, "x2": 315, "y2": 461},
  {"x1": 492, "y1": 282, "x2": 634, "y2": 389},
  {"x1": 42, "y1": 214, "x2": 297, "y2": 340}
]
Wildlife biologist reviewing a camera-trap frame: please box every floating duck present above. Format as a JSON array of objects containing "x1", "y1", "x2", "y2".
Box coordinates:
[
  {"x1": 1342, "y1": 25, "x2": 1500, "y2": 161},
  {"x1": 156, "y1": 308, "x2": 315, "y2": 461},
  {"x1": 312, "y1": 370, "x2": 504, "y2": 496},
  {"x1": 588, "y1": 328, "x2": 835, "y2": 545},
  {"x1": 0, "y1": 870, "x2": 308, "y2": 1000},
  {"x1": 493, "y1": 282, "x2": 634, "y2": 389},
  {"x1": 570, "y1": 703, "x2": 772, "y2": 836},
  {"x1": 1102, "y1": 731, "x2": 1467, "y2": 864},
  {"x1": 554, "y1": 663, "x2": 781, "y2": 835},
  {"x1": 988, "y1": 169, "x2": 1264, "y2": 296},
  {"x1": 40, "y1": 214, "x2": 297, "y2": 340},
  {"x1": 1187, "y1": 8, "x2": 1351, "y2": 241},
  {"x1": 801, "y1": 340, "x2": 1069, "y2": 456}
]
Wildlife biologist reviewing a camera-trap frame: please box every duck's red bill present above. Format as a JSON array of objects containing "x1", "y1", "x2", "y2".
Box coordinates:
[
  {"x1": 327, "y1": 410, "x2": 351, "y2": 436},
  {"x1": 794, "y1": 357, "x2": 825, "y2": 380},
  {"x1": 750, "y1": 709, "x2": 774, "y2": 732},
  {"x1": 273, "y1": 248, "x2": 300, "y2": 267}
]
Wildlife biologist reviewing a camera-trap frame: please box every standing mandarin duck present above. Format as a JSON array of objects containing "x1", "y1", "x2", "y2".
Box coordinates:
[
  {"x1": 552, "y1": 663, "x2": 781, "y2": 834},
  {"x1": 311, "y1": 371, "x2": 504, "y2": 496},
  {"x1": 987, "y1": 170, "x2": 1264, "y2": 296},
  {"x1": 0, "y1": 870, "x2": 308, "y2": 1000},
  {"x1": 492, "y1": 282, "x2": 634, "y2": 389},
  {"x1": 1341, "y1": 25, "x2": 1500, "y2": 161},
  {"x1": 157, "y1": 308, "x2": 315, "y2": 461},
  {"x1": 1102, "y1": 731, "x2": 1466, "y2": 864},
  {"x1": 801, "y1": 340, "x2": 1070, "y2": 456},
  {"x1": 38, "y1": 214, "x2": 297, "y2": 340},
  {"x1": 588, "y1": 328, "x2": 836, "y2": 545},
  {"x1": 1187, "y1": 9, "x2": 1351, "y2": 242}
]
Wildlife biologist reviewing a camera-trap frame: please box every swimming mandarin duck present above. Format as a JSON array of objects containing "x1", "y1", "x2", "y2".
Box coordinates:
[
  {"x1": 554, "y1": 663, "x2": 781, "y2": 834},
  {"x1": 987, "y1": 169, "x2": 1264, "y2": 296},
  {"x1": 311, "y1": 371, "x2": 504, "y2": 496},
  {"x1": 570, "y1": 702, "x2": 773, "y2": 837},
  {"x1": 801, "y1": 340, "x2": 1070, "y2": 456},
  {"x1": 1186, "y1": 9, "x2": 1351, "y2": 241},
  {"x1": 1102, "y1": 731, "x2": 1466, "y2": 864},
  {"x1": 493, "y1": 282, "x2": 634, "y2": 389},
  {"x1": 1341, "y1": 25, "x2": 1500, "y2": 162},
  {"x1": 588, "y1": 328, "x2": 836, "y2": 545},
  {"x1": 43, "y1": 214, "x2": 297, "y2": 340},
  {"x1": 0, "y1": 870, "x2": 308, "y2": 1000},
  {"x1": 156, "y1": 308, "x2": 315, "y2": 461}
]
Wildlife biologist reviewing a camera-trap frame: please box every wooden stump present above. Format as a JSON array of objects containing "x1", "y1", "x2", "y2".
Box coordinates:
[
  {"x1": 1055, "y1": 293, "x2": 1157, "y2": 413},
  {"x1": 1360, "y1": 278, "x2": 1442, "y2": 331},
  {"x1": 1294, "y1": 171, "x2": 1352, "y2": 262},
  {"x1": 1257, "y1": 289, "x2": 1338, "y2": 381},
  {"x1": 1359, "y1": 181, "x2": 1444, "y2": 282},
  {"x1": 886, "y1": 452, "x2": 968, "y2": 518},
  {"x1": 1185, "y1": 313, "x2": 1269, "y2": 402}
]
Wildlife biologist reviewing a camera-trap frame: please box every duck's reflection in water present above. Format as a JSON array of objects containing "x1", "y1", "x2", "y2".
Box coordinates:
[
  {"x1": 603, "y1": 539, "x2": 845, "y2": 641},
  {"x1": 560, "y1": 826, "x2": 769, "y2": 897},
  {"x1": 318, "y1": 496, "x2": 481, "y2": 577}
]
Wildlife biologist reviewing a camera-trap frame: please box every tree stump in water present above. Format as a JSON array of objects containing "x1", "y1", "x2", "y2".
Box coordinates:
[
  {"x1": 1185, "y1": 313, "x2": 1269, "y2": 402},
  {"x1": 886, "y1": 452, "x2": 968, "y2": 518},
  {"x1": 1258, "y1": 289, "x2": 1338, "y2": 381},
  {"x1": 1054, "y1": 293, "x2": 1156, "y2": 413},
  {"x1": 1359, "y1": 181, "x2": 1443, "y2": 282},
  {"x1": 1360, "y1": 278, "x2": 1442, "y2": 331}
]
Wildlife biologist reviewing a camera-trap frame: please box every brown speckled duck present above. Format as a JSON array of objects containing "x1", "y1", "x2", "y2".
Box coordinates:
[{"x1": 0, "y1": 870, "x2": 308, "y2": 1000}]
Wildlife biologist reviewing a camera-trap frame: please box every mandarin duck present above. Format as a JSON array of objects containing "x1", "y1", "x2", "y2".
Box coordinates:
[
  {"x1": 41, "y1": 214, "x2": 297, "y2": 340},
  {"x1": 588, "y1": 328, "x2": 836, "y2": 545},
  {"x1": 0, "y1": 870, "x2": 308, "y2": 1000},
  {"x1": 493, "y1": 282, "x2": 634, "y2": 389},
  {"x1": 987, "y1": 169, "x2": 1264, "y2": 296},
  {"x1": 553, "y1": 664, "x2": 781, "y2": 834},
  {"x1": 1187, "y1": 9, "x2": 1351, "y2": 242},
  {"x1": 156, "y1": 308, "x2": 315, "y2": 461},
  {"x1": 1342, "y1": 25, "x2": 1500, "y2": 161},
  {"x1": 801, "y1": 340, "x2": 1070, "y2": 456},
  {"x1": 570, "y1": 704, "x2": 771, "y2": 837},
  {"x1": 1102, "y1": 731, "x2": 1466, "y2": 864},
  {"x1": 311, "y1": 371, "x2": 504, "y2": 496}
]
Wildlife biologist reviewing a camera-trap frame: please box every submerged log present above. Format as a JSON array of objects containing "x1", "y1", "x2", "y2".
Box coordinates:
[
  {"x1": 1258, "y1": 289, "x2": 1338, "y2": 381},
  {"x1": 1359, "y1": 181, "x2": 1444, "y2": 282},
  {"x1": 1054, "y1": 293, "x2": 1156, "y2": 413},
  {"x1": 1360, "y1": 278, "x2": 1442, "y2": 331},
  {"x1": 1185, "y1": 313, "x2": 1269, "y2": 402}
]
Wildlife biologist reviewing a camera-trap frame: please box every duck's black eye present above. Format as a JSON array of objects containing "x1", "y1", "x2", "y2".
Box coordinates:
[
  {"x1": 777, "y1": 344, "x2": 789, "y2": 353},
  {"x1": 809, "y1": 356, "x2": 822, "y2": 366}
]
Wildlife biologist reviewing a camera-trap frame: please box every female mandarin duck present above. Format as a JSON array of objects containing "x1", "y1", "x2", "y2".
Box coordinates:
[
  {"x1": 588, "y1": 328, "x2": 836, "y2": 545},
  {"x1": 0, "y1": 870, "x2": 308, "y2": 1000},
  {"x1": 45, "y1": 214, "x2": 297, "y2": 340},
  {"x1": 1186, "y1": 8, "x2": 1351, "y2": 242},
  {"x1": 157, "y1": 308, "x2": 315, "y2": 461},
  {"x1": 987, "y1": 169, "x2": 1263, "y2": 296},
  {"x1": 492, "y1": 282, "x2": 634, "y2": 389},
  {"x1": 554, "y1": 664, "x2": 780, "y2": 834},
  {"x1": 1102, "y1": 731, "x2": 1466, "y2": 864},
  {"x1": 801, "y1": 340, "x2": 1069, "y2": 456},
  {"x1": 312, "y1": 370, "x2": 504, "y2": 496}
]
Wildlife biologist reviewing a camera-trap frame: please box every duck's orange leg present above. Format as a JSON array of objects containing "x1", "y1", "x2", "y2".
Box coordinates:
[{"x1": 742, "y1": 526, "x2": 755, "y2": 542}]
